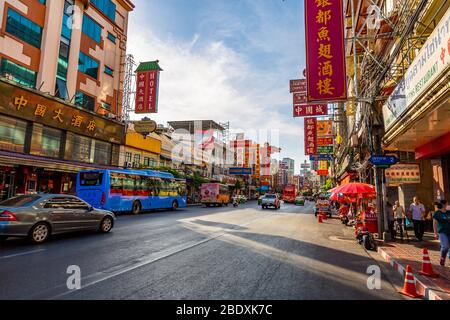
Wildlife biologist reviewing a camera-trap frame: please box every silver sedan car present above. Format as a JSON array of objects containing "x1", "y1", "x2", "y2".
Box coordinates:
[{"x1": 0, "y1": 194, "x2": 115, "y2": 244}]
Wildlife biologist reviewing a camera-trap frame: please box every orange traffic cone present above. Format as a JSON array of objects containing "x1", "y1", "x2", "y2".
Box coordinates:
[
  {"x1": 318, "y1": 214, "x2": 323, "y2": 223},
  {"x1": 419, "y1": 248, "x2": 439, "y2": 278},
  {"x1": 399, "y1": 265, "x2": 422, "y2": 298}
]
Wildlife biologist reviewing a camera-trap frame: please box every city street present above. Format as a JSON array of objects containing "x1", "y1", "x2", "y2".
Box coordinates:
[{"x1": 1, "y1": 201, "x2": 402, "y2": 300}]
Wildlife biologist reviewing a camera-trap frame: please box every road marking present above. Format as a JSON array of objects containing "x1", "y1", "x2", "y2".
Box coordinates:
[
  {"x1": 0, "y1": 249, "x2": 46, "y2": 259},
  {"x1": 40, "y1": 214, "x2": 274, "y2": 300}
]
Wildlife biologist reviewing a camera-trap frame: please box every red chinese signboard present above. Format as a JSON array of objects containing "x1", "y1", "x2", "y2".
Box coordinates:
[
  {"x1": 304, "y1": 117, "x2": 317, "y2": 155},
  {"x1": 135, "y1": 70, "x2": 159, "y2": 113},
  {"x1": 305, "y1": 0, "x2": 347, "y2": 102},
  {"x1": 290, "y1": 79, "x2": 307, "y2": 93},
  {"x1": 316, "y1": 170, "x2": 329, "y2": 176},
  {"x1": 317, "y1": 137, "x2": 333, "y2": 146},
  {"x1": 293, "y1": 104, "x2": 328, "y2": 117},
  {"x1": 293, "y1": 92, "x2": 307, "y2": 105}
]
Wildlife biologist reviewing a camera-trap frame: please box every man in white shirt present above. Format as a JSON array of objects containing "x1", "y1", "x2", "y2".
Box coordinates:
[{"x1": 409, "y1": 197, "x2": 426, "y2": 241}]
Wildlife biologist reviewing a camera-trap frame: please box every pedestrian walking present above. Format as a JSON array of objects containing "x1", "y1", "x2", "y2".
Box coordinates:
[
  {"x1": 393, "y1": 200, "x2": 405, "y2": 239},
  {"x1": 433, "y1": 202, "x2": 450, "y2": 266},
  {"x1": 409, "y1": 197, "x2": 426, "y2": 241},
  {"x1": 386, "y1": 202, "x2": 395, "y2": 240},
  {"x1": 441, "y1": 200, "x2": 450, "y2": 211}
]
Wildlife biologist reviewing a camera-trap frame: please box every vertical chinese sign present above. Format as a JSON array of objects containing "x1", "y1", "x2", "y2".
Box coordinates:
[
  {"x1": 135, "y1": 61, "x2": 163, "y2": 114},
  {"x1": 304, "y1": 118, "x2": 317, "y2": 155},
  {"x1": 305, "y1": 0, "x2": 347, "y2": 102}
]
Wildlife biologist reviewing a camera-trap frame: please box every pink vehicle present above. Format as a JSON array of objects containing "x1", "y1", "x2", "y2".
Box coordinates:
[{"x1": 200, "y1": 183, "x2": 230, "y2": 207}]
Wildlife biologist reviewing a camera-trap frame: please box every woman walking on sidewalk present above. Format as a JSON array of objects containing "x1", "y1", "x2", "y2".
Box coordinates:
[
  {"x1": 393, "y1": 200, "x2": 405, "y2": 240},
  {"x1": 433, "y1": 202, "x2": 450, "y2": 266}
]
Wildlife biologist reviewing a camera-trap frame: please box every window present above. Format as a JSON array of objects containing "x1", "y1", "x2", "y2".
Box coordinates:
[
  {"x1": 0, "y1": 195, "x2": 41, "y2": 207},
  {"x1": 91, "y1": 0, "x2": 116, "y2": 22},
  {"x1": 66, "y1": 133, "x2": 92, "y2": 163},
  {"x1": 30, "y1": 124, "x2": 62, "y2": 158},
  {"x1": 75, "y1": 91, "x2": 95, "y2": 111},
  {"x1": 6, "y1": 8, "x2": 42, "y2": 48},
  {"x1": 0, "y1": 59, "x2": 36, "y2": 88},
  {"x1": 133, "y1": 154, "x2": 141, "y2": 166},
  {"x1": 0, "y1": 116, "x2": 27, "y2": 153},
  {"x1": 143, "y1": 157, "x2": 150, "y2": 167},
  {"x1": 125, "y1": 152, "x2": 132, "y2": 163},
  {"x1": 101, "y1": 102, "x2": 111, "y2": 110},
  {"x1": 82, "y1": 14, "x2": 102, "y2": 43},
  {"x1": 78, "y1": 52, "x2": 99, "y2": 79},
  {"x1": 107, "y1": 32, "x2": 116, "y2": 43},
  {"x1": 93, "y1": 140, "x2": 111, "y2": 165},
  {"x1": 55, "y1": 78, "x2": 68, "y2": 100},
  {"x1": 79, "y1": 172, "x2": 104, "y2": 186},
  {"x1": 104, "y1": 65, "x2": 113, "y2": 76},
  {"x1": 44, "y1": 197, "x2": 89, "y2": 210}
]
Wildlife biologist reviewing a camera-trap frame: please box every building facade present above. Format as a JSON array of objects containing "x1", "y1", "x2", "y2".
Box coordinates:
[
  {"x1": 120, "y1": 132, "x2": 161, "y2": 169},
  {"x1": 0, "y1": 0, "x2": 134, "y2": 199}
]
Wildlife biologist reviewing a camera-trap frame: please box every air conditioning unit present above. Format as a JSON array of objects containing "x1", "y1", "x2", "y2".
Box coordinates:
[{"x1": 125, "y1": 162, "x2": 132, "y2": 168}]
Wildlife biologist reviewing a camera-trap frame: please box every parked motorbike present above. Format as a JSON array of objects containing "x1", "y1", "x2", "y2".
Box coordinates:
[
  {"x1": 355, "y1": 226, "x2": 376, "y2": 251},
  {"x1": 232, "y1": 197, "x2": 239, "y2": 207}
]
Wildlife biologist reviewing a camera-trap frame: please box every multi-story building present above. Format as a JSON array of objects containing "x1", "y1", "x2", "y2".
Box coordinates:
[
  {"x1": 0, "y1": 0, "x2": 134, "y2": 199},
  {"x1": 120, "y1": 131, "x2": 161, "y2": 169}
]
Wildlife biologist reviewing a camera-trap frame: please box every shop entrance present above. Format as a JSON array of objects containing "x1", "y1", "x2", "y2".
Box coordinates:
[{"x1": 0, "y1": 166, "x2": 16, "y2": 201}]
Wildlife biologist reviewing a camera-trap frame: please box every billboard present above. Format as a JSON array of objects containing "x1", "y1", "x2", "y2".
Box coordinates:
[{"x1": 135, "y1": 69, "x2": 160, "y2": 113}]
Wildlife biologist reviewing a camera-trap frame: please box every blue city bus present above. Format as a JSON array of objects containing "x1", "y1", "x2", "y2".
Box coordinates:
[{"x1": 76, "y1": 169, "x2": 187, "y2": 214}]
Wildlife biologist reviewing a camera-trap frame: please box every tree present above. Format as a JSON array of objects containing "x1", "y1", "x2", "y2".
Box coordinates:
[{"x1": 321, "y1": 179, "x2": 333, "y2": 192}]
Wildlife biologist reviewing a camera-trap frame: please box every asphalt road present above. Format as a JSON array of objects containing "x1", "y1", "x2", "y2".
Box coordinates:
[{"x1": 0, "y1": 201, "x2": 404, "y2": 300}]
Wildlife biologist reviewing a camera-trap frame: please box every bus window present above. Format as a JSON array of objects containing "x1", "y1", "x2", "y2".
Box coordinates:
[
  {"x1": 110, "y1": 172, "x2": 123, "y2": 194},
  {"x1": 80, "y1": 172, "x2": 103, "y2": 186},
  {"x1": 123, "y1": 175, "x2": 135, "y2": 196}
]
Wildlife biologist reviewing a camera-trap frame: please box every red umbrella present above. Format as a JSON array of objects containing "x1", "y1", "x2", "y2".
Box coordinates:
[
  {"x1": 329, "y1": 192, "x2": 338, "y2": 201},
  {"x1": 332, "y1": 182, "x2": 376, "y2": 195}
]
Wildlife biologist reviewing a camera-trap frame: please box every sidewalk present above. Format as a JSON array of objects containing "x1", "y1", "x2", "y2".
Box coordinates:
[{"x1": 377, "y1": 231, "x2": 450, "y2": 300}]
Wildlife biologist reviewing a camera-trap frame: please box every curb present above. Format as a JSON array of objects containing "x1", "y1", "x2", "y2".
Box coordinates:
[{"x1": 377, "y1": 246, "x2": 444, "y2": 300}]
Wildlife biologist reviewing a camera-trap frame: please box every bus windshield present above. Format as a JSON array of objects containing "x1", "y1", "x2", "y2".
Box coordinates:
[{"x1": 80, "y1": 172, "x2": 104, "y2": 186}]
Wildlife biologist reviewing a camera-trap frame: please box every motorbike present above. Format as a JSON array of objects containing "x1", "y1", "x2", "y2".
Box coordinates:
[
  {"x1": 355, "y1": 225, "x2": 376, "y2": 251},
  {"x1": 232, "y1": 197, "x2": 239, "y2": 207}
]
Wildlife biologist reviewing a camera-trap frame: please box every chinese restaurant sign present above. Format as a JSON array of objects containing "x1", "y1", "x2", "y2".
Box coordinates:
[
  {"x1": 293, "y1": 92, "x2": 307, "y2": 105},
  {"x1": 135, "y1": 70, "x2": 159, "y2": 113},
  {"x1": 0, "y1": 80, "x2": 124, "y2": 144},
  {"x1": 317, "y1": 120, "x2": 333, "y2": 136},
  {"x1": 290, "y1": 79, "x2": 307, "y2": 93},
  {"x1": 385, "y1": 164, "x2": 421, "y2": 186},
  {"x1": 305, "y1": 0, "x2": 347, "y2": 102},
  {"x1": 304, "y1": 118, "x2": 317, "y2": 155},
  {"x1": 293, "y1": 104, "x2": 328, "y2": 117},
  {"x1": 317, "y1": 137, "x2": 333, "y2": 146}
]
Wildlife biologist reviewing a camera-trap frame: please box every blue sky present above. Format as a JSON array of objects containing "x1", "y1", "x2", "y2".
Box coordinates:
[{"x1": 127, "y1": 0, "x2": 308, "y2": 173}]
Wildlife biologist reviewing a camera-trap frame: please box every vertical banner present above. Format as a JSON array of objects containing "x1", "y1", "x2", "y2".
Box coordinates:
[
  {"x1": 304, "y1": 118, "x2": 317, "y2": 155},
  {"x1": 135, "y1": 70, "x2": 160, "y2": 113},
  {"x1": 305, "y1": 0, "x2": 347, "y2": 102}
]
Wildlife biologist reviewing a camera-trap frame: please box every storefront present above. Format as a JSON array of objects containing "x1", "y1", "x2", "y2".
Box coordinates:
[
  {"x1": 382, "y1": 6, "x2": 450, "y2": 204},
  {"x1": 0, "y1": 79, "x2": 125, "y2": 200}
]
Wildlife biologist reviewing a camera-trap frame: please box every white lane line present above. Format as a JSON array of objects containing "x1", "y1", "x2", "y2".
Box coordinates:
[
  {"x1": 0, "y1": 249, "x2": 46, "y2": 259},
  {"x1": 45, "y1": 214, "x2": 273, "y2": 300}
]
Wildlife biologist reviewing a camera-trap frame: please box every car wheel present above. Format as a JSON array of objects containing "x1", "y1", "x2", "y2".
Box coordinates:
[
  {"x1": 0, "y1": 236, "x2": 8, "y2": 242},
  {"x1": 171, "y1": 200, "x2": 179, "y2": 211},
  {"x1": 132, "y1": 201, "x2": 142, "y2": 215},
  {"x1": 29, "y1": 223, "x2": 50, "y2": 244},
  {"x1": 99, "y1": 216, "x2": 114, "y2": 233}
]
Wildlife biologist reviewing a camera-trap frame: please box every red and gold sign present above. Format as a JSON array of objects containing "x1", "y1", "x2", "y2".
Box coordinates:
[
  {"x1": 293, "y1": 92, "x2": 307, "y2": 105},
  {"x1": 317, "y1": 137, "x2": 333, "y2": 146},
  {"x1": 304, "y1": 118, "x2": 317, "y2": 155},
  {"x1": 305, "y1": 0, "x2": 347, "y2": 102},
  {"x1": 293, "y1": 104, "x2": 328, "y2": 117},
  {"x1": 290, "y1": 79, "x2": 307, "y2": 93},
  {"x1": 317, "y1": 120, "x2": 333, "y2": 136},
  {"x1": 316, "y1": 169, "x2": 329, "y2": 176},
  {"x1": 135, "y1": 70, "x2": 159, "y2": 113}
]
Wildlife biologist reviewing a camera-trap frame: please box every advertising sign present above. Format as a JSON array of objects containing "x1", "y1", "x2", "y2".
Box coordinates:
[
  {"x1": 309, "y1": 154, "x2": 333, "y2": 161},
  {"x1": 318, "y1": 145, "x2": 334, "y2": 154},
  {"x1": 304, "y1": 118, "x2": 317, "y2": 155},
  {"x1": 317, "y1": 120, "x2": 333, "y2": 136},
  {"x1": 293, "y1": 92, "x2": 307, "y2": 105},
  {"x1": 317, "y1": 137, "x2": 333, "y2": 146},
  {"x1": 290, "y1": 79, "x2": 307, "y2": 93},
  {"x1": 383, "y1": 6, "x2": 450, "y2": 129},
  {"x1": 316, "y1": 170, "x2": 329, "y2": 176},
  {"x1": 133, "y1": 118, "x2": 157, "y2": 135},
  {"x1": 293, "y1": 104, "x2": 328, "y2": 117},
  {"x1": 135, "y1": 70, "x2": 160, "y2": 113},
  {"x1": 229, "y1": 167, "x2": 253, "y2": 175},
  {"x1": 305, "y1": 0, "x2": 347, "y2": 102},
  {"x1": 385, "y1": 164, "x2": 421, "y2": 186},
  {"x1": 369, "y1": 155, "x2": 399, "y2": 166}
]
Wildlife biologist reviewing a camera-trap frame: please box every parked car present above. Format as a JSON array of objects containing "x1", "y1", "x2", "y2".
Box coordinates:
[
  {"x1": 260, "y1": 194, "x2": 281, "y2": 210},
  {"x1": 294, "y1": 196, "x2": 305, "y2": 206},
  {"x1": 0, "y1": 194, "x2": 115, "y2": 244}
]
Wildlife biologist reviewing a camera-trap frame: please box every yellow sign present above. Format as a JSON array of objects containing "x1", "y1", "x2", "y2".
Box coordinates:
[
  {"x1": 317, "y1": 120, "x2": 333, "y2": 136},
  {"x1": 319, "y1": 161, "x2": 328, "y2": 170}
]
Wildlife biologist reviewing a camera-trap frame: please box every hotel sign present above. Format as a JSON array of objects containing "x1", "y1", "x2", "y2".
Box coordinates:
[{"x1": 0, "y1": 80, "x2": 124, "y2": 144}]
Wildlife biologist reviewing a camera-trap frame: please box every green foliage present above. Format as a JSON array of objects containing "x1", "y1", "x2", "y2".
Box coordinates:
[
  {"x1": 235, "y1": 180, "x2": 243, "y2": 190},
  {"x1": 321, "y1": 179, "x2": 333, "y2": 191}
]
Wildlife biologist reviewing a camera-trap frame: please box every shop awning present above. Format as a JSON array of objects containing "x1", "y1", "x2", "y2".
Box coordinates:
[{"x1": 0, "y1": 151, "x2": 121, "y2": 173}]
